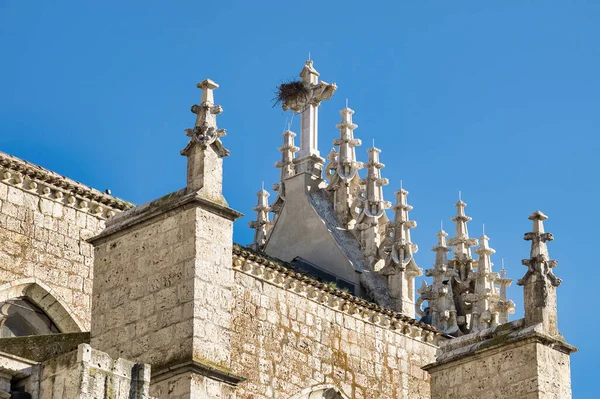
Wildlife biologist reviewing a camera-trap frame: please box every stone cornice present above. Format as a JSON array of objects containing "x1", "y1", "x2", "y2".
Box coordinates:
[
  {"x1": 151, "y1": 360, "x2": 246, "y2": 386},
  {"x1": 232, "y1": 245, "x2": 448, "y2": 344},
  {"x1": 90, "y1": 188, "x2": 243, "y2": 243},
  {"x1": 422, "y1": 319, "x2": 578, "y2": 372},
  {"x1": 0, "y1": 151, "x2": 134, "y2": 219}
]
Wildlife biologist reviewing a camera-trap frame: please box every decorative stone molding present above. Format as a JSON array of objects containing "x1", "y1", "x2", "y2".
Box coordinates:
[
  {"x1": 232, "y1": 245, "x2": 446, "y2": 342},
  {"x1": 0, "y1": 152, "x2": 133, "y2": 219}
]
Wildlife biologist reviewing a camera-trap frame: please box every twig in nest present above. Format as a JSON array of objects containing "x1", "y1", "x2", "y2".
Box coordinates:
[{"x1": 272, "y1": 80, "x2": 309, "y2": 110}]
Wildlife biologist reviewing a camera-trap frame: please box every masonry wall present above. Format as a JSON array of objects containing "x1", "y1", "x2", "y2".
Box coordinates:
[
  {"x1": 39, "y1": 343, "x2": 150, "y2": 399},
  {"x1": 230, "y1": 263, "x2": 438, "y2": 399},
  {"x1": 91, "y1": 197, "x2": 238, "y2": 381},
  {"x1": 150, "y1": 372, "x2": 237, "y2": 399},
  {"x1": 428, "y1": 339, "x2": 572, "y2": 399},
  {"x1": 90, "y1": 205, "x2": 197, "y2": 368},
  {"x1": 0, "y1": 175, "x2": 113, "y2": 331}
]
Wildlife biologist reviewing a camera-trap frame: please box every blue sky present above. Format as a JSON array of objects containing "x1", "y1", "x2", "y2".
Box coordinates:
[{"x1": 1, "y1": 1, "x2": 598, "y2": 396}]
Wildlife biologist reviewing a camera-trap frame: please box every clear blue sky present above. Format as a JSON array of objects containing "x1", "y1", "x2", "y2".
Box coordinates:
[{"x1": 1, "y1": 1, "x2": 598, "y2": 396}]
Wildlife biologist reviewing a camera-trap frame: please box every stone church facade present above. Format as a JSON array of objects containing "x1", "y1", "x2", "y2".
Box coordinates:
[{"x1": 0, "y1": 61, "x2": 576, "y2": 398}]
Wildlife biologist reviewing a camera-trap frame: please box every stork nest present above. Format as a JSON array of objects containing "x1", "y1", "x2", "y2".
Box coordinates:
[{"x1": 273, "y1": 80, "x2": 309, "y2": 109}]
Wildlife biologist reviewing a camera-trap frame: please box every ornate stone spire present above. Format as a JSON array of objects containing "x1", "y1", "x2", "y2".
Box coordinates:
[
  {"x1": 249, "y1": 185, "x2": 272, "y2": 252},
  {"x1": 448, "y1": 197, "x2": 479, "y2": 263},
  {"x1": 518, "y1": 211, "x2": 562, "y2": 335},
  {"x1": 333, "y1": 106, "x2": 362, "y2": 181},
  {"x1": 379, "y1": 185, "x2": 422, "y2": 317},
  {"x1": 418, "y1": 228, "x2": 459, "y2": 334},
  {"x1": 273, "y1": 130, "x2": 299, "y2": 200},
  {"x1": 181, "y1": 79, "x2": 229, "y2": 203},
  {"x1": 281, "y1": 60, "x2": 336, "y2": 178},
  {"x1": 326, "y1": 105, "x2": 363, "y2": 226},
  {"x1": 470, "y1": 229, "x2": 500, "y2": 332},
  {"x1": 496, "y1": 262, "x2": 515, "y2": 324},
  {"x1": 356, "y1": 144, "x2": 391, "y2": 268}
]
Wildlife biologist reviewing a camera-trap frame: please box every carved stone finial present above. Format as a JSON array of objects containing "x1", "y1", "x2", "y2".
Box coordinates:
[
  {"x1": 273, "y1": 130, "x2": 299, "y2": 200},
  {"x1": 249, "y1": 188, "x2": 272, "y2": 252},
  {"x1": 355, "y1": 144, "x2": 391, "y2": 270},
  {"x1": 518, "y1": 211, "x2": 561, "y2": 335},
  {"x1": 327, "y1": 105, "x2": 364, "y2": 227},
  {"x1": 470, "y1": 231, "x2": 499, "y2": 332},
  {"x1": 496, "y1": 263, "x2": 515, "y2": 324},
  {"x1": 379, "y1": 184, "x2": 422, "y2": 317},
  {"x1": 417, "y1": 228, "x2": 459, "y2": 334},
  {"x1": 181, "y1": 79, "x2": 229, "y2": 202},
  {"x1": 185, "y1": 79, "x2": 227, "y2": 151},
  {"x1": 447, "y1": 199, "x2": 479, "y2": 262}
]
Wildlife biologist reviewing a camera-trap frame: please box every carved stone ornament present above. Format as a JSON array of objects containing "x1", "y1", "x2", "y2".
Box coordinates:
[{"x1": 518, "y1": 211, "x2": 562, "y2": 287}]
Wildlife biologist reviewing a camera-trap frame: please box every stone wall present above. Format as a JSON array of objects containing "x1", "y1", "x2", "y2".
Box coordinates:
[
  {"x1": 0, "y1": 153, "x2": 130, "y2": 331},
  {"x1": 230, "y1": 248, "x2": 440, "y2": 399},
  {"x1": 429, "y1": 339, "x2": 539, "y2": 399},
  {"x1": 425, "y1": 321, "x2": 576, "y2": 399},
  {"x1": 90, "y1": 191, "x2": 240, "y2": 379},
  {"x1": 90, "y1": 203, "x2": 197, "y2": 368},
  {"x1": 150, "y1": 371, "x2": 237, "y2": 399},
  {"x1": 39, "y1": 343, "x2": 150, "y2": 398}
]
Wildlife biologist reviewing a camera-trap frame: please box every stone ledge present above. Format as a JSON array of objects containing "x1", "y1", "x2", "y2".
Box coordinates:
[
  {"x1": 423, "y1": 320, "x2": 578, "y2": 372},
  {"x1": 151, "y1": 360, "x2": 246, "y2": 386},
  {"x1": 233, "y1": 245, "x2": 448, "y2": 344},
  {"x1": 0, "y1": 332, "x2": 90, "y2": 362},
  {"x1": 89, "y1": 188, "x2": 243, "y2": 243}
]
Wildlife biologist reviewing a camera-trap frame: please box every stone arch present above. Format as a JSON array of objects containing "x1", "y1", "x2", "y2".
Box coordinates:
[
  {"x1": 0, "y1": 278, "x2": 84, "y2": 333},
  {"x1": 289, "y1": 385, "x2": 350, "y2": 399}
]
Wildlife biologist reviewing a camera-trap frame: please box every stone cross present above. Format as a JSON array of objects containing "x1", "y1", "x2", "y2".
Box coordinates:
[
  {"x1": 297, "y1": 61, "x2": 332, "y2": 159},
  {"x1": 283, "y1": 61, "x2": 336, "y2": 177}
]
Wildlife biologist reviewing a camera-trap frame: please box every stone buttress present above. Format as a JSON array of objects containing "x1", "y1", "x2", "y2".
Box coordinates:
[{"x1": 89, "y1": 80, "x2": 244, "y2": 399}]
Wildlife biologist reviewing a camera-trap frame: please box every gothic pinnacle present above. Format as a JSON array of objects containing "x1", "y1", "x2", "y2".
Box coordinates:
[
  {"x1": 431, "y1": 228, "x2": 451, "y2": 271},
  {"x1": 182, "y1": 79, "x2": 229, "y2": 198},
  {"x1": 497, "y1": 260, "x2": 515, "y2": 324},
  {"x1": 518, "y1": 211, "x2": 561, "y2": 335},
  {"x1": 185, "y1": 79, "x2": 227, "y2": 151},
  {"x1": 332, "y1": 105, "x2": 362, "y2": 182},
  {"x1": 447, "y1": 196, "x2": 478, "y2": 261},
  {"x1": 273, "y1": 130, "x2": 299, "y2": 198},
  {"x1": 360, "y1": 144, "x2": 390, "y2": 219},
  {"x1": 249, "y1": 186, "x2": 272, "y2": 251},
  {"x1": 474, "y1": 229, "x2": 496, "y2": 274},
  {"x1": 518, "y1": 211, "x2": 561, "y2": 287}
]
